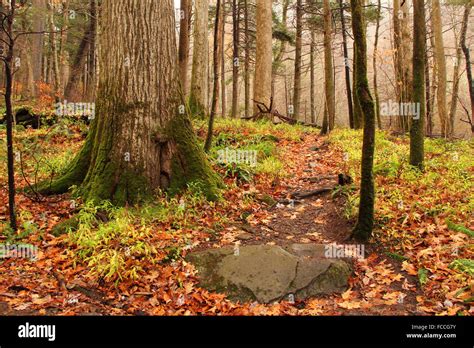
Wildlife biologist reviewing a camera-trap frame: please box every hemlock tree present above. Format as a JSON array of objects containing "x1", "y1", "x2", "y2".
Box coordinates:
[
  {"x1": 190, "y1": 0, "x2": 209, "y2": 118},
  {"x1": 39, "y1": 0, "x2": 219, "y2": 204},
  {"x1": 253, "y1": 0, "x2": 272, "y2": 115},
  {"x1": 293, "y1": 0, "x2": 303, "y2": 120},
  {"x1": 350, "y1": 0, "x2": 376, "y2": 242},
  {"x1": 410, "y1": 0, "x2": 426, "y2": 169},
  {"x1": 323, "y1": 0, "x2": 335, "y2": 133}
]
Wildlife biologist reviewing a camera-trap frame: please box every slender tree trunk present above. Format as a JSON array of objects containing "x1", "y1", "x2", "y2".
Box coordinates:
[
  {"x1": 31, "y1": 0, "x2": 45, "y2": 95},
  {"x1": 353, "y1": 42, "x2": 363, "y2": 128},
  {"x1": 323, "y1": 0, "x2": 335, "y2": 132},
  {"x1": 244, "y1": 0, "x2": 250, "y2": 118},
  {"x1": 310, "y1": 29, "x2": 316, "y2": 124},
  {"x1": 461, "y1": 3, "x2": 474, "y2": 133},
  {"x1": 373, "y1": 0, "x2": 381, "y2": 129},
  {"x1": 190, "y1": 0, "x2": 210, "y2": 118},
  {"x1": 425, "y1": 33, "x2": 433, "y2": 136},
  {"x1": 432, "y1": 0, "x2": 448, "y2": 137},
  {"x1": 449, "y1": 4, "x2": 469, "y2": 137},
  {"x1": 410, "y1": 0, "x2": 426, "y2": 169},
  {"x1": 205, "y1": 0, "x2": 223, "y2": 151},
  {"x1": 253, "y1": 0, "x2": 272, "y2": 116},
  {"x1": 231, "y1": 0, "x2": 240, "y2": 118},
  {"x1": 39, "y1": 0, "x2": 219, "y2": 203},
  {"x1": 350, "y1": 0, "x2": 376, "y2": 242},
  {"x1": 3, "y1": 0, "x2": 17, "y2": 230},
  {"x1": 178, "y1": 0, "x2": 192, "y2": 97},
  {"x1": 293, "y1": 0, "x2": 303, "y2": 120},
  {"x1": 221, "y1": 1, "x2": 226, "y2": 117},
  {"x1": 339, "y1": 0, "x2": 354, "y2": 129}
]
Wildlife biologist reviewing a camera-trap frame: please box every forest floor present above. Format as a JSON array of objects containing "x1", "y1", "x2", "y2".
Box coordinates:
[{"x1": 0, "y1": 117, "x2": 473, "y2": 315}]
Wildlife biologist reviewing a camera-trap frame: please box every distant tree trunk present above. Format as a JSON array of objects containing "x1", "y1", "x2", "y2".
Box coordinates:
[
  {"x1": 48, "y1": 0, "x2": 60, "y2": 100},
  {"x1": 401, "y1": 0, "x2": 412, "y2": 131},
  {"x1": 31, "y1": 0, "x2": 46, "y2": 95},
  {"x1": 231, "y1": 0, "x2": 240, "y2": 118},
  {"x1": 253, "y1": 0, "x2": 272, "y2": 115},
  {"x1": 64, "y1": 0, "x2": 95, "y2": 100},
  {"x1": 449, "y1": 4, "x2": 469, "y2": 137},
  {"x1": 461, "y1": 3, "x2": 474, "y2": 133},
  {"x1": 410, "y1": 0, "x2": 426, "y2": 170},
  {"x1": 350, "y1": 0, "x2": 376, "y2": 242},
  {"x1": 190, "y1": 0, "x2": 209, "y2": 118},
  {"x1": 243, "y1": 0, "x2": 250, "y2": 118},
  {"x1": 339, "y1": 0, "x2": 354, "y2": 129},
  {"x1": 432, "y1": 0, "x2": 448, "y2": 137},
  {"x1": 205, "y1": 0, "x2": 223, "y2": 151},
  {"x1": 393, "y1": 0, "x2": 404, "y2": 131},
  {"x1": 310, "y1": 29, "x2": 316, "y2": 124},
  {"x1": 373, "y1": 0, "x2": 381, "y2": 129},
  {"x1": 323, "y1": 0, "x2": 335, "y2": 132},
  {"x1": 178, "y1": 0, "x2": 192, "y2": 97},
  {"x1": 293, "y1": 0, "x2": 303, "y2": 120},
  {"x1": 39, "y1": 0, "x2": 219, "y2": 203},
  {"x1": 273, "y1": 0, "x2": 290, "y2": 98}
]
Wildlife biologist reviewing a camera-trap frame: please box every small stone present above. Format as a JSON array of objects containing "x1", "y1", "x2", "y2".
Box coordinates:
[{"x1": 236, "y1": 232, "x2": 253, "y2": 241}]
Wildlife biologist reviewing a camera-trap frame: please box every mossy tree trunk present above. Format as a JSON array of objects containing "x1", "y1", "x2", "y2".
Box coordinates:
[
  {"x1": 323, "y1": 0, "x2": 335, "y2": 132},
  {"x1": 350, "y1": 0, "x2": 376, "y2": 242},
  {"x1": 409, "y1": 0, "x2": 426, "y2": 170},
  {"x1": 40, "y1": 0, "x2": 219, "y2": 204}
]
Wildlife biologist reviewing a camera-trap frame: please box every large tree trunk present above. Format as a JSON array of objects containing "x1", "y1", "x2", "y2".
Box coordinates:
[
  {"x1": 39, "y1": 0, "x2": 219, "y2": 203},
  {"x1": 292, "y1": 0, "x2": 303, "y2": 120},
  {"x1": 432, "y1": 0, "x2": 448, "y2": 137},
  {"x1": 253, "y1": 0, "x2": 272, "y2": 115},
  {"x1": 350, "y1": 0, "x2": 376, "y2": 242},
  {"x1": 323, "y1": 0, "x2": 335, "y2": 132},
  {"x1": 190, "y1": 0, "x2": 209, "y2": 118},
  {"x1": 410, "y1": 0, "x2": 426, "y2": 170},
  {"x1": 178, "y1": 0, "x2": 192, "y2": 97},
  {"x1": 339, "y1": 0, "x2": 354, "y2": 129}
]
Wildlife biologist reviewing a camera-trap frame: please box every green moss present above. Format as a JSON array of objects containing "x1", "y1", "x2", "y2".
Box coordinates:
[{"x1": 167, "y1": 113, "x2": 221, "y2": 201}]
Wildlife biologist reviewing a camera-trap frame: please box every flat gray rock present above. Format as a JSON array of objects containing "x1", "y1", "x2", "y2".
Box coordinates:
[{"x1": 186, "y1": 244, "x2": 352, "y2": 303}]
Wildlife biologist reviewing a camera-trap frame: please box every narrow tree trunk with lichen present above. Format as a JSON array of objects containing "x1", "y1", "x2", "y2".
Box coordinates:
[
  {"x1": 410, "y1": 0, "x2": 426, "y2": 170},
  {"x1": 38, "y1": 0, "x2": 219, "y2": 204},
  {"x1": 350, "y1": 0, "x2": 375, "y2": 242},
  {"x1": 323, "y1": 0, "x2": 335, "y2": 132},
  {"x1": 178, "y1": 0, "x2": 192, "y2": 97},
  {"x1": 461, "y1": 3, "x2": 474, "y2": 133}
]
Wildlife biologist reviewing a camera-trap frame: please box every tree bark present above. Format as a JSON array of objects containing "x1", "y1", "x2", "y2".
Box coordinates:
[
  {"x1": 373, "y1": 0, "x2": 381, "y2": 129},
  {"x1": 231, "y1": 0, "x2": 240, "y2": 118},
  {"x1": 350, "y1": 0, "x2": 376, "y2": 242},
  {"x1": 310, "y1": 29, "x2": 316, "y2": 125},
  {"x1": 39, "y1": 0, "x2": 219, "y2": 203}
]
